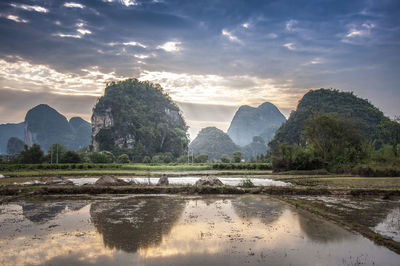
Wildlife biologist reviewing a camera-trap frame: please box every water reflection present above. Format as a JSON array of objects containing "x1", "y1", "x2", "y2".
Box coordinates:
[
  {"x1": 18, "y1": 201, "x2": 88, "y2": 223},
  {"x1": 0, "y1": 195, "x2": 399, "y2": 266},
  {"x1": 297, "y1": 214, "x2": 351, "y2": 243},
  {"x1": 90, "y1": 197, "x2": 185, "y2": 253},
  {"x1": 232, "y1": 195, "x2": 284, "y2": 225}
]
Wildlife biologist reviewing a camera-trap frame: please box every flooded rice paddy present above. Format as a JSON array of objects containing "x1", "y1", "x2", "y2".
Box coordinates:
[
  {"x1": 0, "y1": 195, "x2": 399, "y2": 266},
  {"x1": 66, "y1": 177, "x2": 289, "y2": 186}
]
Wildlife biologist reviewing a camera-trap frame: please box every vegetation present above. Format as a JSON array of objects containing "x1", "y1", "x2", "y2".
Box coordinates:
[
  {"x1": 232, "y1": 151, "x2": 243, "y2": 163},
  {"x1": 92, "y1": 79, "x2": 188, "y2": 162},
  {"x1": 17, "y1": 144, "x2": 44, "y2": 164},
  {"x1": 270, "y1": 89, "x2": 392, "y2": 149},
  {"x1": 220, "y1": 154, "x2": 230, "y2": 163},
  {"x1": 239, "y1": 177, "x2": 254, "y2": 188},
  {"x1": 6, "y1": 137, "x2": 25, "y2": 155}
]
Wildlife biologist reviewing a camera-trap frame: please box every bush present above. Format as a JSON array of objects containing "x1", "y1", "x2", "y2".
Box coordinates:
[
  {"x1": 142, "y1": 156, "x2": 151, "y2": 163},
  {"x1": 220, "y1": 154, "x2": 230, "y2": 163},
  {"x1": 239, "y1": 178, "x2": 254, "y2": 188},
  {"x1": 232, "y1": 151, "x2": 243, "y2": 163},
  {"x1": 194, "y1": 154, "x2": 208, "y2": 163},
  {"x1": 117, "y1": 154, "x2": 130, "y2": 163}
]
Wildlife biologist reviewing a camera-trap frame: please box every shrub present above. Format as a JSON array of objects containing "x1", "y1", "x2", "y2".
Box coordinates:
[{"x1": 239, "y1": 178, "x2": 254, "y2": 188}]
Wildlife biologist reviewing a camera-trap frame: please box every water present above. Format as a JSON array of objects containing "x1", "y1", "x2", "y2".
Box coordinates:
[
  {"x1": 68, "y1": 177, "x2": 288, "y2": 186},
  {"x1": 0, "y1": 195, "x2": 399, "y2": 265}
]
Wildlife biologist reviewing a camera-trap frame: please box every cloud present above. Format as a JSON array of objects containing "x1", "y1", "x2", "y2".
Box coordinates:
[
  {"x1": 157, "y1": 41, "x2": 181, "y2": 52},
  {"x1": 54, "y1": 21, "x2": 92, "y2": 39},
  {"x1": 342, "y1": 22, "x2": 376, "y2": 44},
  {"x1": 120, "y1": 0, "x2": 139, "y2": 6},
  {"x1": 1, "y1": 14, "x2": 29, "y2": 23},
  {"x1": 266, "y1": 33, "x2": 278, "y2": 39},
  {"x1": 0, "y1": 56, "x2": 124, "y2": 96},
  {"x1": 63, "y1": 2, "x2": 85, "y2": 9},
  {"x1": 242, "y1": 23, "x2": 249, "y2": 29},
  {"x1": 285, "y1": 19, "x2": 298, "y2": 31},
  {"x1": 221, "y1": 29, "x2": 241, "y2": 43},
  {"x1": 303, "y1": 57, "x2": 324, "y2": 66},
  {"x1": 283, "y1": 42, "x2": 296, "y2": 51},
  {"x1": 10, "y1": 4, "x2": 49, "y2": 13}
]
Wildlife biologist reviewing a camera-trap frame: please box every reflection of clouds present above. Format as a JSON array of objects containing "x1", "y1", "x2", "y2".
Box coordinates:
[{"x1": 232, "y1": 195, "x2": 284, "y2": 225}]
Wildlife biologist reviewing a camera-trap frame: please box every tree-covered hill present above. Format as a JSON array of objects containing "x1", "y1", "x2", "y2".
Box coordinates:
[
  {"x1": 228, "y1": 102, "x2": 286, "y2": 147},
  {"x1": 92, "y1": 79, "x2": 188, "y2": 161},
  {"x1": 189, "y1": 127, "x2": 239, "y2": 160},
  {"x1": 270, "y1": 89, "x2": 392, "y2": 149}
]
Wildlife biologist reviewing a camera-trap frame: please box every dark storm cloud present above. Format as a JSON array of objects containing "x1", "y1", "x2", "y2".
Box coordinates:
[{"x1": 0, "y1": 0, "x2": 399, "y2": 137}]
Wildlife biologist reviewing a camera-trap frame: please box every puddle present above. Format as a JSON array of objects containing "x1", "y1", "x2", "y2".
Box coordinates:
[
  {"x1": 0, "y1": 195, "x2": 399, "y2": 265},
  {"x1": 67, "y1": 177, "x2": 288, "y2": 187}
]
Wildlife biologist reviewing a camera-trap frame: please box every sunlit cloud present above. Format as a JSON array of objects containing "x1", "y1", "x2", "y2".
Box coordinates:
[
  {"x1": 64, "y1": 2, "x2": 85, "y2": 9},
  {"x1": 342, "y1": 22, "x2": 376, "y2": 44},
  {"x1": 1, "y1": 14, "x2": 29, "y2": 23},
  {"x1": 283, "y1": 42, "x2": 296, "y2": 50},
  {"x1": 120, "y1": 0, "x2": 139, "y2": 6},
  {"x1": 0, "y1": 57, "x2": 124, "y2": 96},
  {"x1": 222, "y1": 29, "x2": 241, "y2": 43},
  {"x1": 157, "y1": 41, "x2": 182, "y2": 52},
  {"x1": 10, "y1": 4, "x2": 49, "y2": 13},
  {"x1": 108, "y1": 41, "x2": 147, "y2": 48},
  {"x1": 242, "y1": 23, "x2": 249, "y2": 29},
  {"x1": 138, "y1": 70, "x2": 305, "y2": 111}
]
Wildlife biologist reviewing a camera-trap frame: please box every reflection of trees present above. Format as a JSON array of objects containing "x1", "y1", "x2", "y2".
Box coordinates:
[
  {"x1": 90, "y1": 197, "x2": 185, "y2": 253},
  {"x1": 297, "y1": 214, "x2": 350, "y2": 243},
  {"x1": 232, "y1": 196, "x2": 284, "y2": 225},
  {"x1": 19, "y1": 201, "x2": 88, "y2": 223}
]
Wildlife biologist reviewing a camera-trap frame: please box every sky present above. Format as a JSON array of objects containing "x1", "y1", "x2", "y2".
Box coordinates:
[{"x1": 0, "y1": 0, "x2": 399, "y2": 139}]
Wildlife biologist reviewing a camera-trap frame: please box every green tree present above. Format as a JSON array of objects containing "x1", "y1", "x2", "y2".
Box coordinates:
[
  {"x1": 48, "y1": 144, "x2": 67, "y2": 164},
  {"x1": 304, "y1": 113, "x2": 364, "y2": 165},
  {"x1": 194, "y1": 154, "x2": 208, "y2": 163},
  {"x1": 232, "y1": 151, "x2": 243, "y2": 163},
  {"x1": 62, "y1": 150, "x2": 82, "y2": 163},
  {"x1": 142, "y1": 156, "x2": 151, "y2": 163},
  {"x1": 89, "y1": 152, "x2": 110, "y2": 163},
  {"x1": 220, "y1": 154, "x2": 230, "y2": 163},
  {"x1": 117, "y1": 154, "x2": 130, "y2": 163},
  {"x1": 6, "y1": 137, "x2": 24, "y2": 155},
  {"x1": 18, "y1": 144, "x2": 44, "y2": 164},
  {"x1": 380, "y1": 118, "x2": 400, "y2": 157}
]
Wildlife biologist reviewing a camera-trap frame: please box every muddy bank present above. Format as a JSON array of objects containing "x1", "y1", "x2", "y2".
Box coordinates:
[
  {"x1": 279, "y1": 195, "x2": 400, "y2": 254},
  {"x1": 0, "y1": 184, "x2": 399, "y2": 197}
]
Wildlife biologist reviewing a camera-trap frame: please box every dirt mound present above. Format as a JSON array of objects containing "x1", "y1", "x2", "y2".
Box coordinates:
[{"x1": 195, "y1": 176, "x2": 223, "y2": 186}]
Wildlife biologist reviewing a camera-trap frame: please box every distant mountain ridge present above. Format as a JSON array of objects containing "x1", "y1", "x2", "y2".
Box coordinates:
[
  {"x1": 0, "y1": 104, "x2": 91, "y2": 154},
  {"x1": 0, "y1": 122, "x2": 24, "y2": 154},
  {"x1": 227, "y1": 102, "x2": 286, "y2": 146},
  {"x1": 25, "y1": 104, "x2": 91, "y2": 152}
]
